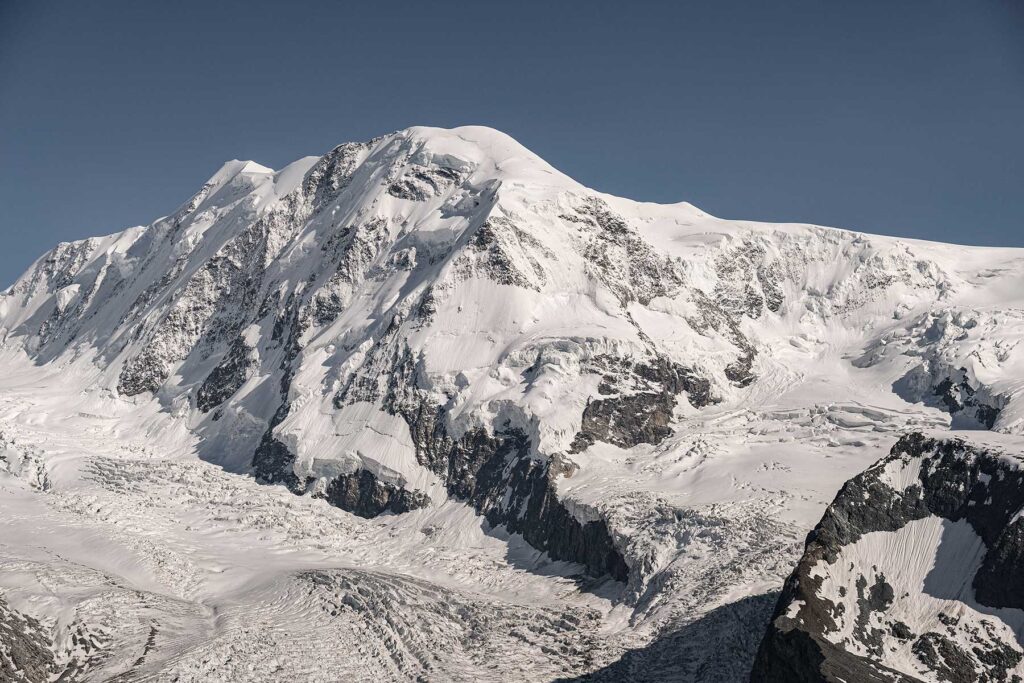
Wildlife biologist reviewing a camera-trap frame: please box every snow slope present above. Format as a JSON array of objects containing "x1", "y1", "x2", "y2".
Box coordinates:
[{"x1": 2, "y1": 125, "x2": 1024, "y2": 681}]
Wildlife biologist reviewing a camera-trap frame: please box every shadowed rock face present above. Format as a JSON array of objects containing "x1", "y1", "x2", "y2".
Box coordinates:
[
  {"x1": 751, "y1": 433, "x2": 1024, "y2": 683},
  {"x1": 197, "y1": 335, "x2": 254, "y2": 413},
  {"x1": 931, "y1": 370, "x2": 1005, "y2": 430},
  {"x1": 391, "y1": 374, "x2": 630, "y2": 579},
  {"x1": 373, "y1": 341, "x2": 631, "y2": 581},
  {"x1": 255, "y1": 399, "x2": 628, "y2": 580},
  {"x1": 252, "y1": 325, "x2": 631, "y2": 581}
]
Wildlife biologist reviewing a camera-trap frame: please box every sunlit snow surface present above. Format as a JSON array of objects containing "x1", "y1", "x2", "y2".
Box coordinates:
[{"x1": 1, "y1": 126, "x2": 1024, "y2": 681}]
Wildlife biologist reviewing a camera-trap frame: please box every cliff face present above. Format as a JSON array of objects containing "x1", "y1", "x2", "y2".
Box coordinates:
[{"x1": 753, "y1": 433, "x2": 1024, "y2": 682}]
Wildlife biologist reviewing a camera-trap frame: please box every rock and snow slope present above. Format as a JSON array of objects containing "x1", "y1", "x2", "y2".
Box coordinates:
[
  {"x1": 1, "y1": 125, "x2": 1024, "y2": 680},
  {"x1": 753, "y1": 433, "x2": 1024, "y2": 682}
]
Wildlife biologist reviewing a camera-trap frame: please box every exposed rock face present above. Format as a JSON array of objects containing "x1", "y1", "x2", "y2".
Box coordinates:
[
  {"x1": 752, "y1": 433, "x2": 1024, "y2": 682},
  {"x1": 255, "y1": 367, "x2": 629, "y2": 578},
  {"x1": 117, "y1": 217, "x2": 271, "y2": 397},
  {"x1": 196, "y1": 335, "x2": 255, "y2": 412},
  {"x1": 931, "y1": 369, "x2": 1005, "y2": 430},
  {"x1": 304, "y1": 140, "x2": 374, "y2": 207},
  {"x1": 570, "y1": 198, "x2": 685, "y2": 306},
  {"x1": 387, "y1": 164, "x2": 464, "y2": 201},
  {"x1": 329, "y1": 338, "x2": 631, "y2": 579},
  {"x1": 315, "y1": 468, "x2": 431, "y2": 518},
  {"x1": 453, "y1": 217, "x2": 551, "y2": 290},
  {"x1": 252, "y1": 426, "x2": 301, "y2": 490},
  {"x1": 570, "y1": 355, "x2": 715, "y2": 452},
  {"x1": 0, "y1": 597, "x2": 54, "y2": 683},
  {"x1": 712, "y1": 241, "x2": 785, "y2": 319}
]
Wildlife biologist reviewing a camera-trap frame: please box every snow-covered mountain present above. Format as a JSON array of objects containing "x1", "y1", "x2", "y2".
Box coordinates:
[{"x1": 1, "y1": 125, "x2": 1023, "y2": 681}]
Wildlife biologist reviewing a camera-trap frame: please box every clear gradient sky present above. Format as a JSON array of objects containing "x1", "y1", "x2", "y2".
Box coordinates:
[{"x1": 1, "y1": 1, "x2": 1022, "y2": 287}]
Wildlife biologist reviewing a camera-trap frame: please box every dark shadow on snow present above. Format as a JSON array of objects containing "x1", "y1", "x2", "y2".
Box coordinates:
[{"x1": 558, "y1": 592, "x2": 779, "y2": 683}]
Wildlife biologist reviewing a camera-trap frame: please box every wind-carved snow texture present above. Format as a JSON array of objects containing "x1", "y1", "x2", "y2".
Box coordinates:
[
  {"x1": 2, "y1": 125, "x2": 1024, "y2": 681},
  {"x1": 753, "y1": 433, "x2": 1024, "y2": 682}
]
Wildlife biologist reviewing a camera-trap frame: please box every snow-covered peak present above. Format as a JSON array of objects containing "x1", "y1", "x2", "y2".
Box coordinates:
[
  {"x1": 272, "y1": 155, "x2": 320, "y2": 197},
  {"x1": 400, "y1": 125, "x2": 577, "y2": 187},
  {"x1": 201, "y1": 158, "x2": 274, "y2": 193},
  {"x1": 3, "y1": 125, "x2": 1024, "y2": 680},
  {"x1": 4, "y1": 125, "x2": 1024, "y2": 446}
]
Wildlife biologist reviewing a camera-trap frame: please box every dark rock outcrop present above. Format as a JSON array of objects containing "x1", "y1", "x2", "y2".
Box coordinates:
[
  {"x1": 252, "y1": 428, "x2": 303, "y2": 492},
  {"x1": 890, "y1": 364, "x2": 1007, "y2": 431},
  {"x1": 379, "y1": 357, "x2": 630, "y2": 581},
  {"x1": 315, "y1": 469, "x2": 430, "y2": 518},
  {"x1": 452, "y1": 216, "x2": 551, "y2": 291},
  {"x1": 568, "y1": 198, "x2": 685, "y2": 306},
  {"x1": 387, "y1": 164, "x2": 463, "y2": 201},
  {"x1": 310, "y1": 337, "x2": 632, "y2": 581},
  {"x1": 570, "y1": 355, "x2": 714, "y2": 452},
  {"x1": 932, "y1": 368, "x2": 1005, "y2": 430},
  {"x1": 303, "y1": 140, "x2": 373, "y2": 207},
  {"x1": 0, "y1": 597, "x2": 55, "y2": 683},
  {"x1": 253, "y1": 315, "x2": 630, "y2": 581},
  {"x1": 196, "y1": 335, "x2": 254, "y2": 412}
]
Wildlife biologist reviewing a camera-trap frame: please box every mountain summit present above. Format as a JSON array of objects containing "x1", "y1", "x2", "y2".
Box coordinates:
[{"x1": 2, "y1": 126, "x2": 1024, "y2": 680}]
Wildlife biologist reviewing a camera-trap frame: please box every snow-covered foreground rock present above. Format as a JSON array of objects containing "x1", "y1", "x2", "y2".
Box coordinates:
[
  {"x1": 1, "y1": 125, "x2": 1023, "y2": 680},
  {"x1": 753, "y1": 434, "x2": 1024, "y2": 682}
]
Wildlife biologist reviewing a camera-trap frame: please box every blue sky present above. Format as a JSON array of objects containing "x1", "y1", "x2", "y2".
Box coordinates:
[{"x1": 1, "y1": 0, "x2": 1022, "y2": 287}]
